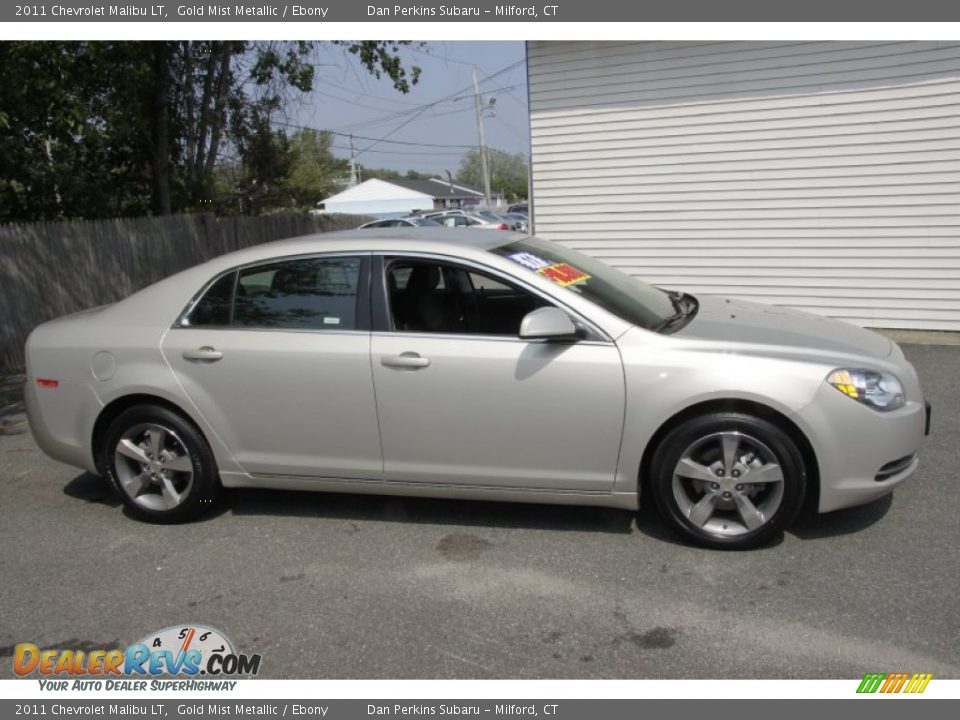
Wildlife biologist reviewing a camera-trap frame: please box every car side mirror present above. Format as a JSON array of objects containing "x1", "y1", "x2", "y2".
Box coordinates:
[{"x1": 519, "y1": 307, "x2": 580, "y2": 341}]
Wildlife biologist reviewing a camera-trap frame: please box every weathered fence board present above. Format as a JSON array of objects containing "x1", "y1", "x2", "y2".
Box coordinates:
[{"x1": 0, "y1": 213, "x2": 364, "y2": 371}]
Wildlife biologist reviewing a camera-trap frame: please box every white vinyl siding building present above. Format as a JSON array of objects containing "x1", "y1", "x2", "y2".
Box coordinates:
[{"x1": 527, "y1": 41, "x2": 960, "y2": 331}]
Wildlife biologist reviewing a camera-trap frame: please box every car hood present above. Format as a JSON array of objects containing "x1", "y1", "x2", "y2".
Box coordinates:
[{"x1": 674, "y1": 296, "x2": 893, "y2": 359}]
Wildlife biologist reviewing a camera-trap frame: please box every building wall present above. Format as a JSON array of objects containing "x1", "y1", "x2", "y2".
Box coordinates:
[
  {"x1": 527, "y1": 41, "x2": 960, "y2": 330},
  {"x1": 322, "y1": 197, "x2": 434, "y2": 217}
]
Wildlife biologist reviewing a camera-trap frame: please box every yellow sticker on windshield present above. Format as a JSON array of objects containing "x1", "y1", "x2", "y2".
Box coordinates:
[{"x1": 537, "y1": 263, "x2": 591, "y2": 287}]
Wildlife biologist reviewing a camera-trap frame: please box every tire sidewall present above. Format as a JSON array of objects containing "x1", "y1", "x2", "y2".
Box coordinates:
[
  {"x1": 100, "y1": 404, "x2": 219, "y2": 523},
  {"x1": 650, "y1": 412, "x2": 806, "y2": 550}
]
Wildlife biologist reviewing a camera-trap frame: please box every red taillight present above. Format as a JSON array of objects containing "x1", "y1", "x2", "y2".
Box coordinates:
[
  {"x1": 36, "y1": 379, "x2": 59, "y2": 388},
  {"x1": 497, "y1": 223, "x2": 509, "y2": 230}
]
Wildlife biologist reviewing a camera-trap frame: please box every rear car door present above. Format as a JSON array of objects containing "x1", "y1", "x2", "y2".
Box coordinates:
[{"x1": 161, "y1": 253, "x2": 382, "y2": 479}]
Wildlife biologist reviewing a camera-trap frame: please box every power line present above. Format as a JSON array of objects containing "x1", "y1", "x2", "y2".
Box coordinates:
[
  {"x1": 406, "y1": 45, "x2": 477, "y2": 69},
  {"x1": 331, "y1": 144, "x2": 465, "y2": 157},
  {"x1": 313, "y1": 79, "x2": 434, "y2": 108},
  {"x1": 275, "y1": 121, "x2": 477, "y2": 149},
  {"x1": 326, "y1": 59, "x2": 525, "y2": 134}
]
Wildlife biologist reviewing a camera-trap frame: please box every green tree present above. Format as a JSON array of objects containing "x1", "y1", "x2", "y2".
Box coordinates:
[
  {"x1": 0, "y1": 41, "x2": 421, "y2": 222},
  {"x1": 0, "y1": 42, "x2": 156, "y2": 220},
  {"x1": 457, "y1": 148, "x2": 529, "y2": 202},
  {"x1": 282, "y1": 129, "x2": 348, "y2": 209}
]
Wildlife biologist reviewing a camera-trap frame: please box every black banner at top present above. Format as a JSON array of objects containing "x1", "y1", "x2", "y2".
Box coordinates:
[{"x1": 5, "y1": 0, "x2": 960, "y2": 23}]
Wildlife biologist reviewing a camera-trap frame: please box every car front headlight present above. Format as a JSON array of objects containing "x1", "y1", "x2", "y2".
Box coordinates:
[{"x1": 827, "y1": 369, "x2": 905, "y2": 411}]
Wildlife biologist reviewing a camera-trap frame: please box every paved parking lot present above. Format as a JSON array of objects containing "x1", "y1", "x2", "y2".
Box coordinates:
[{"x1": 1, "y1": 343, "x2": 958, "y2": 679}]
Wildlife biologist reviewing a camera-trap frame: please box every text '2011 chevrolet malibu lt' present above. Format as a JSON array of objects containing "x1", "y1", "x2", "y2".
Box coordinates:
[{"x1": 25, "y1": 228, "x2": 929, "y2": 549}]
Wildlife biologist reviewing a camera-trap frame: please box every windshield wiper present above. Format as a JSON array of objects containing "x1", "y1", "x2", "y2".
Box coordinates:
[{"x1": 653, "y1": 291, "x2": 698, "y2": 333}]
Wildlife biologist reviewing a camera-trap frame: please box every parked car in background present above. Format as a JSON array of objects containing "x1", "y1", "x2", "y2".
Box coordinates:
[
  {"x1": 503, "y1": 213, "x2": 529, "y2": 232},
  {"x1": 424, "y1": 209, "x2": 517, "y2": 230},
  {"x1": 358, "y1": 216, "x2": 441, "y2": 229},
  {"x1": 25, "y1": 228, "x2": 928, "y2": 549},
  {"x1": 508, "y1": 202, "x2": 528, "y2": 216}
]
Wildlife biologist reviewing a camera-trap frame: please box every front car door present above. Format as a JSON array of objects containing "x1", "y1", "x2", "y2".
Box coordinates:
[
  {"x1": 162, "y1": 253, "x2": 382, "y2": 479},
  {"x1": 370, "y1": 255, "x2": 625, "y2": 492}
]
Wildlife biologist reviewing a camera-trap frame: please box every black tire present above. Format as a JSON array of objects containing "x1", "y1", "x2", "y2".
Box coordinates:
[
  {"x1": 649, "y1": 412, "x2": 807, "y2": 550},
  {"x1": 100, "y1": 404, "x2": 220, "y2": 523}
]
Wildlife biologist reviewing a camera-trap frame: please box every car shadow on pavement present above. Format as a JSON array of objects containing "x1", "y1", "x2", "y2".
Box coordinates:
[
  {"x1": 225, "y1": 487, "x2": 636, "y2": 534},
  {"x1": 63, "y1": 472, "x2": 121, "y2": 507},
  {"x1": 64, "y1": 472, "x2": 236, "y2": 524},
  {"x1": 63, "y1": 471, "x2": 892, "y2": 541},
  {"x1": 631, "y1": 503, "x2": 787, "y2": 550},
  {"x1": 633, "y1": 494, "x2": 893, "y2": 549},
  {"x1": 789, "y1": 493, "x2": 893, "y2": 540},
  {"x1": 64, "y1": 473, "x2": 633, "y2": 532}
]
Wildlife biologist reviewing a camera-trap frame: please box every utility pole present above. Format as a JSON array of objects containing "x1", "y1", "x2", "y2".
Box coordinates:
[
  {"x1": 472, "y1": 66, "x2": 492, "y2": 207},
  {"x1": 348, "y1": 134, "x2": 358, "y2": 187}
]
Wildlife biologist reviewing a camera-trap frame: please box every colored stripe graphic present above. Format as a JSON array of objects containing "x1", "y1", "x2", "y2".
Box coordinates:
[
  {"x1": 857, "y1": 672, "x2": 932, "y2": 694},
  {"x1": 857, "y1": 673, "x2": 886, "y2": 693},
  {"x1": 905, "y1": 673, "x2": 934, "y2": 694}
]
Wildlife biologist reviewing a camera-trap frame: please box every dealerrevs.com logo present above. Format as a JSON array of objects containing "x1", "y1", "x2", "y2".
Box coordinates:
[{"x1": 14, "y1": 625, "x2": 261, "y2": 690}]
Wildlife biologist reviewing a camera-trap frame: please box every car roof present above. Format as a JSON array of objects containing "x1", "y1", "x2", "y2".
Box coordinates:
[{"x1": 207, "y1": 227, "x2": 528, "y2": 267}]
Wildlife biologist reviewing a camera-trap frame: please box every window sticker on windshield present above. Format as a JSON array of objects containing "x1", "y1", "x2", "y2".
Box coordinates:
[
  {"x1": 537, "y1": 263, "x2": 591, "y2": 287},
  {"x1": 507, "y1": 251, "x2": 551, "y2": 271}
]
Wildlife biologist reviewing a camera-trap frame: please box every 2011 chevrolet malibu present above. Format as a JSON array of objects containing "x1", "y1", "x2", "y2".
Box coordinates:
[{"x1": 24, "y1": 229, "x2": 930, "y2": 549}]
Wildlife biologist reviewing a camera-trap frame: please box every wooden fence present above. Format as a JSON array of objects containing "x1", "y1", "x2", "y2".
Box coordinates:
[{"x1": 0, "y1": 213, "x2": 366, "y2": 371}]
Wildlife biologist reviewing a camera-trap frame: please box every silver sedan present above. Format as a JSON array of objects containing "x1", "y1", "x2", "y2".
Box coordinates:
[{"x1": 24, "y1": 229, "x2": 929, "y2": 549}]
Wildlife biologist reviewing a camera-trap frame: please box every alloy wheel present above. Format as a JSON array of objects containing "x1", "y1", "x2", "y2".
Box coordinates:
[
  {"x1": 671, "y1": 431, "x2": 785, "y2": 538},
  {"x1": 113, "y1": 423, "x2": 195, "y2": 512}
]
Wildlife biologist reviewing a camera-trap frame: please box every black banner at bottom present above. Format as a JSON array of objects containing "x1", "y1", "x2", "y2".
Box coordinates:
[{"x1": 1, "y1": 699, "x2": 957, "y2": 720}]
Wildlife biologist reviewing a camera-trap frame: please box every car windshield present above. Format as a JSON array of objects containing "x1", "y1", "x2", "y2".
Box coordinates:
[
  {"x1": 408, "y1": 217, "x2": 440, "y2": 226},
  {"x1": 475, "y1": 210, "x2": 504, "y2": 223},
  {"x1": 490, "y1": 236, "x2": 677, "y2": 331}
]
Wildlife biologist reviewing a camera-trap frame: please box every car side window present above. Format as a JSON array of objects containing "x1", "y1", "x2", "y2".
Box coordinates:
[
  {"x1": 385, "y1": 259, "x2": 547, "y2": 336},
  {"x1": 184, "y1": 257, "x2": 364, "y2": 330},
  {"x1": 184, "y1": 272, "x2": 236, "y2": 327},
  {"x1": 233, "y1": 257, "x2": 363, "y2": 330}
]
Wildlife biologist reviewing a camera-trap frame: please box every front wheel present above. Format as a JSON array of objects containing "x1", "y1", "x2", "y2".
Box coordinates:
[
  {"x1": 100, "y1": 404, "x2": 220, "y2": 523},
  {"x1": 649, "y1": 413, "x2": 807, "y2": 550}
]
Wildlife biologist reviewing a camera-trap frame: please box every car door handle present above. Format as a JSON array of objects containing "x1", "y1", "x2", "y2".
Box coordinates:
[
  {"x1": 381, "y1": 352, "x2": 430, "y2": 369},
  {"x1": 182, "y1": 346, "x2": 223, "y2": 362}
]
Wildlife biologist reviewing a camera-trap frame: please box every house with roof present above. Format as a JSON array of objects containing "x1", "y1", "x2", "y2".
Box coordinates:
[{"x1": 314, "y1": 177, "x2": 504, "y2": 217}]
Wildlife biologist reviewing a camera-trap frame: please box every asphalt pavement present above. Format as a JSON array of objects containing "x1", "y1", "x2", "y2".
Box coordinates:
[{"x1": 1, "y1": 343, "x2": 958, "y2": 679}]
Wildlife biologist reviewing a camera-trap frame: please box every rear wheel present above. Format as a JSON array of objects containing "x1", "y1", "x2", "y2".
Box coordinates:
[
  {"x1": 649, "y1": 412, "x2": 806, "y2": 550},
  {"x1": 100, "y1": 404, "x2": 220, "y2": 523}
]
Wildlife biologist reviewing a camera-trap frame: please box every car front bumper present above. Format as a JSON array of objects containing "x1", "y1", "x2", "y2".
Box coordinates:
[{"x1": 791, "y1": 382, "x2": 927, "y2": 514}]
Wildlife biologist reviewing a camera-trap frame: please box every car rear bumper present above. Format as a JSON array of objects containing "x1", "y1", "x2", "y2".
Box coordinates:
[
  {"x1": 791, "y1": 384, "x2": 927, "y2": 513},
  {"x1": 24, "y1": 377, "x2": 101, "y2": 474}
]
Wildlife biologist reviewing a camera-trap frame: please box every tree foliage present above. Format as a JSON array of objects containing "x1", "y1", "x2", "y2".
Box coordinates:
[
  {"x1": 0, "y1": 41, "x2": 421, "y2": 222},
  {"x1": 283, "y1": 129, "x2": 349, "y2": 208},
  {"x1": 457, "y1": 148, "x2": 528, "y2": 202}
]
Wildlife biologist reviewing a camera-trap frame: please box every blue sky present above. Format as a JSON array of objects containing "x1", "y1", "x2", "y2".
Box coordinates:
[{"x1": 292, "y1": 41, "x2": 530, "y2": 177}]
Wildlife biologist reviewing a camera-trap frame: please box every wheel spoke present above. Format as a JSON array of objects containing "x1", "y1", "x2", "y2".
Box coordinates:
[
  {"x1": 721, "y1": 434, "x2": 740, "y2": 475},
  {"x1": 119, "y1": 470, "x2": 152, "y2": 497},
  {"x1": 163, "y1": 452, "x2": 192, "y2": 473},
  {"x1": 116, "y1": 439, "x2": 148, "y2": 464},
  {"x1": 734, "y1": 493, "x2": 766, "y2": 531},
  {"x1": 159, "y1": 476, "x2": 182, "y2": 509},
  {"x1": 147, "y1": 428, "x2": 167, "y2": 458},
  {"x1": 688, "y1": 493, "x2": 719, "y2": 527},
  {"x1": 745, "y1": 462, "x2": 783, "y2": 485},
  {"x1": 676, "y1": 457, "x2": 718, "y2": 484}
]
